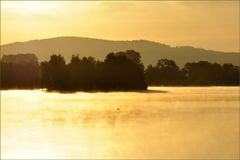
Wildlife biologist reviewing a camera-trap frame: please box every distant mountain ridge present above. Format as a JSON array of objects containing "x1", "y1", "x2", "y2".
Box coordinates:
[{"x1": 1, "y1": 36, "x2": 239, "y2": 67}]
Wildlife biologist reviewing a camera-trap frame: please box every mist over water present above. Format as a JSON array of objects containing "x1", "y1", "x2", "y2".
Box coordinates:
[{"x1": 1, "y1": 87, "x2": 239, "y2": 159}]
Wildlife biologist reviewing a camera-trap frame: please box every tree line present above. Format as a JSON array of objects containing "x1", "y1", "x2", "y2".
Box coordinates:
[
  {"x1": 145, "y1": 59, "x2": 239, "y2": 86},
  {"x1": 1, "y1": 50, "x2": 239, "y2": 91}
]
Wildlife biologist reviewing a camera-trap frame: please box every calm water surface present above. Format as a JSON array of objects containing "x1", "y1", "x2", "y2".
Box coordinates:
[{"x1": 1, "y1": 87, "x2": 239, "y2": 159}]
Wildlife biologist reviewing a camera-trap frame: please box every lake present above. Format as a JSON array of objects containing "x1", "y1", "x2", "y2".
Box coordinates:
[{"x1": 1, "y1": 87, "x2": 239, "y2": 159}]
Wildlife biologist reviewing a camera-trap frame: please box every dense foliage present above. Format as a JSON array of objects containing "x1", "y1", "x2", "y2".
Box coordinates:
[
  {"x1": 1, "y1": 54, "x2": 40, "y2": 89},
  {"x1": 40, "y1": 50, "x2": 147, "y2": 91},
  {"x1": 1, "y1": 51, "x2": 239, "y2": 90},
  {"x1": 145, "y1": 60, "x2": 239, "y2": 86}
]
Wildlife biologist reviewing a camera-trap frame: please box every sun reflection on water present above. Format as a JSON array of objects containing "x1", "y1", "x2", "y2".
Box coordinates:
[{"x1": 1, "y1": 87, "x2": 239, "y2": 159}]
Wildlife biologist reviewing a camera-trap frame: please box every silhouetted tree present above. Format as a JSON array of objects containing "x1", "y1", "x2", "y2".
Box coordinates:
[
  {"x1": 101, "y1": 52, "x2": 147, "y2": 90},
  {"x1": 1, "y1": 52, "x2": 239, "y2": 90},
  {"x1": 40, "y1": 50, "x2": 147, "y2": 91},
  {"x1": 40, "y1": 54, "x2": 67, "y2": 90},
  {"x1": 115, "y1": 50, "x2": 144, "y2": 69},
  {"x1": 1, "y1": 54, "x2": 40, "y2": 89},
  {"x1": 182, "y1": 61, "x2": 239, "y2": 85},
  {"x1": 221, "y1": 63, "x2": 239, "y2": 85},
  {"x1": 145, "y1": 59, "x2": 181, "y2": 85},
  {"x1": 68, "y1": 55, "x2": 100, "y2": 90}
]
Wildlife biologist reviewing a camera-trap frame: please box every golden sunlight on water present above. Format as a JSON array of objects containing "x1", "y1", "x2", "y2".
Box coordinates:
[{"x1": 1, "y1": 87, "x2": 239, "y2": 159}]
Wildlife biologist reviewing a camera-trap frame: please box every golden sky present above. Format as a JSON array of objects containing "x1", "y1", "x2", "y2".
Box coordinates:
[{"x1": 1, "y1": 1, "x2": 239, "y2": 52}]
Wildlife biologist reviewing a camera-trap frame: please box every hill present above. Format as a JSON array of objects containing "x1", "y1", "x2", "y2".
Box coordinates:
[{"x1": 1, "y1": 36, "x2": 239, "y2": 67}]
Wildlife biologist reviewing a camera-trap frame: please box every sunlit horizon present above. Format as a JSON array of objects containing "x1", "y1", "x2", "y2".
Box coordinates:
[
  {"x1": 1, "y1": 1, "x2": 239, "y2": 159},
  {"x1": 1, "y1": 87, "x2": 239, "y2": 159},
  {"x1": 1, "y1": 1, "x2": 239, "y2": 52}
]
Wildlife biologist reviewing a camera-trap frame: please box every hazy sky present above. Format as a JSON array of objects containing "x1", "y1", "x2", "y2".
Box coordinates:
[{"x1": 1, "y1": 1, "x2": 239, "y2": 52}]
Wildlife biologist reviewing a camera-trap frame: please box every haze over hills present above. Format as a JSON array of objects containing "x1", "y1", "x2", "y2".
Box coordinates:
[{"x1": 1, "y1": 36, "x2": 239, "y2": 67}]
